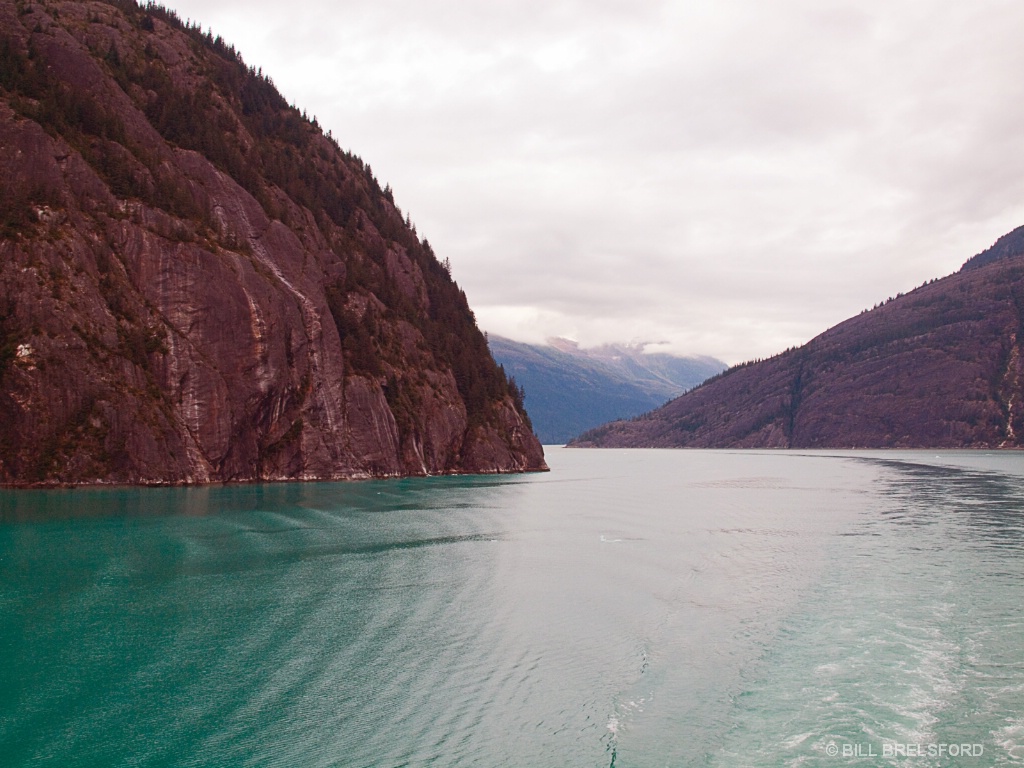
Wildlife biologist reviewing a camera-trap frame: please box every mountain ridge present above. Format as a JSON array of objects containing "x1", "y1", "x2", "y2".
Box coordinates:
[
  {"x1": 489, "y1": 335, "x2": 725, "y2": 443},
  {"x1": 961, "y1": 224, "x2": 1024, "y2": 272},
  {"x1": 0, "y1": 0, "x2": 545, "y2": 486},
  {"x1": 571, "y1": 232, "x2": 1024, "y2": 449}
]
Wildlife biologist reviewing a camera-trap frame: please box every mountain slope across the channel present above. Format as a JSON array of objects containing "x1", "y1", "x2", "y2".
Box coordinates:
[{"x1": 572, "y1": 227, "x2": 1024, "y2": 449}]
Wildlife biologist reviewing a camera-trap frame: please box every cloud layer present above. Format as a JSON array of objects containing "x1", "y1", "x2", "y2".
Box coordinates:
[{"x1": 167, "y1": 0, "x2": 1024, "y2": 363}]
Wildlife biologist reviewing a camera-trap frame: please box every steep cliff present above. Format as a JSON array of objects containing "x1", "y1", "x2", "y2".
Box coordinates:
[
  {"x1": 0, "y1": 0, "x2": 545, "y2": 485},
  {"x1": 572, "y1": 230, "x2": 1024, "y2": 449}
]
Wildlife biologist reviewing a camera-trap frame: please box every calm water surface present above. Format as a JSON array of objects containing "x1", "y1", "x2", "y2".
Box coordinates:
[{"x1": 1, "y1": 448, "x2": 1023, "y2": 767}]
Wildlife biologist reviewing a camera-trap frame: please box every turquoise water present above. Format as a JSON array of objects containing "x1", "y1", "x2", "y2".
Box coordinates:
[{"x1": 1, "y1": 448, "x2": 1022, "y2": 767}]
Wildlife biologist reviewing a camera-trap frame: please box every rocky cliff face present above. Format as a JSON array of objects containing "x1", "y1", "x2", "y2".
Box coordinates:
[
  {"x1": 0, "y1": 0, "x2": 545, "y2": 485},
  {"x1": 572, "y1": 231, "x2": 1024, "y2": 449}
]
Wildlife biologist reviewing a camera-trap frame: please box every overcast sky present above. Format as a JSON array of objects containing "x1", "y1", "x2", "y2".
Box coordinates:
[{"x1": 165, "y1": 0, "x2": 1024, "y2": 364}]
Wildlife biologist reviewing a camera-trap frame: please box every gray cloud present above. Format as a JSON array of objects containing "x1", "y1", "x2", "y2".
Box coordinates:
[{"x1": 167, "y1": 0, "x2": 1024, "y2": 363}]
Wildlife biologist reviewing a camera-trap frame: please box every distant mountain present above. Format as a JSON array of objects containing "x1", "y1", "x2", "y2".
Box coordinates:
[
  {"x1": 0, "y1": 0, "x2": 545, "y2": 485},
  {"x1": 571, "y1": 228, "x2": 1024, "y2": 449},
  {"x1": 489, "y1": 336, "x2": 725, "y2": 443}
]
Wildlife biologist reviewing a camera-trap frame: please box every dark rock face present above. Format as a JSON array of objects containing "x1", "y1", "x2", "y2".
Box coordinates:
[
  {"x1": 0, "y1": 1, "x2": 545, "y2": 485},
  {"x1": 572, "y1": 239, "x2": 1024, "y2": 449}
]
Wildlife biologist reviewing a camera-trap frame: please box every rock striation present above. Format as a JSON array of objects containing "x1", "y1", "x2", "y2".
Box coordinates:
[
  {"x1": 0, "y1": 0, "x2": 545, "y2": 485},
  {"x1": 571, "y1": 230, "x2": 1024, "y2": 449}
]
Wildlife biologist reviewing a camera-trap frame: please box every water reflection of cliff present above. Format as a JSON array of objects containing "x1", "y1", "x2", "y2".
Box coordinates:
[{"x1": 865, "y1": 454, "x2": 1024, "y2": 550}]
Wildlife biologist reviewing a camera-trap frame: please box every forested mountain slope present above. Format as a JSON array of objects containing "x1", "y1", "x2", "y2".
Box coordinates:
[
  {"x1": 0, "y1": 0, "x2": 545, "y2": 485},
  {"x1": 572, "y1": 229, "x2": 1024, "y2": 449}
]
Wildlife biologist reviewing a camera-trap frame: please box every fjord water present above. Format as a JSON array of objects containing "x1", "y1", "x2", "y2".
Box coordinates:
[{"x1": 2, "y1": 449, "x2": 1023, "y2": 767}]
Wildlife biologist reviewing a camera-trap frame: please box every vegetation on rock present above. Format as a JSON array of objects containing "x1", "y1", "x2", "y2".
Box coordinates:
[
  {"x1": 572, "y1": 231, "x2": 1024, "y2": 449},
  {"x1": 0, "y1": 0, "x2": 544, "y2": 484}
]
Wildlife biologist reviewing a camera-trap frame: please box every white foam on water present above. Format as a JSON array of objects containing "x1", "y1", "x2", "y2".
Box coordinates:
[
  {"x1": 994, "y1": 719, "x2": 1024, "y2": 761},
  {"x1": 785, "y1": 756, "x2": 814, "y2": 767},
  {"x1": 779, "y1": 731, "x2": 815, "y2": 750}
]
